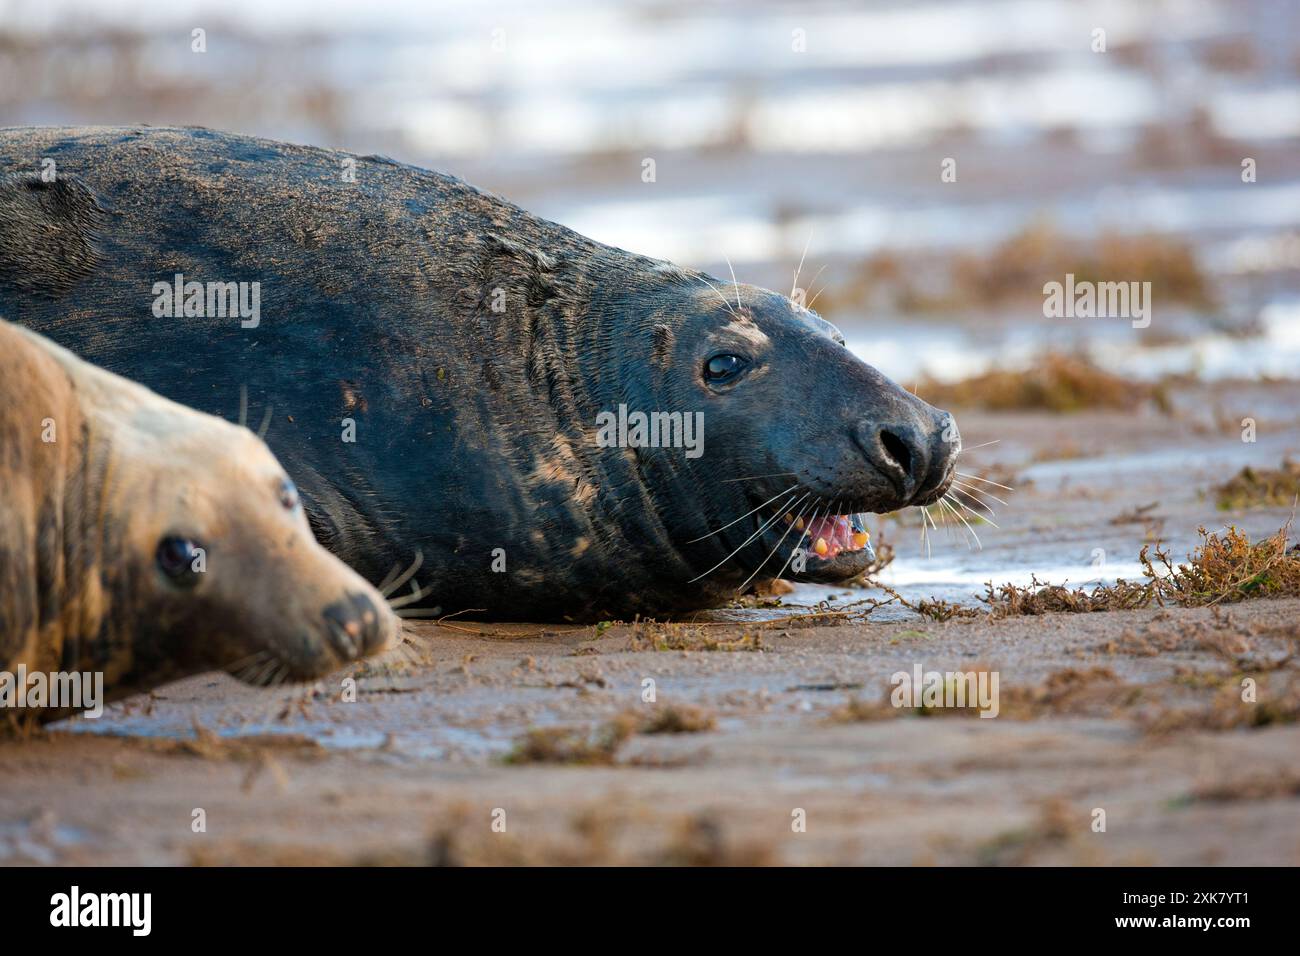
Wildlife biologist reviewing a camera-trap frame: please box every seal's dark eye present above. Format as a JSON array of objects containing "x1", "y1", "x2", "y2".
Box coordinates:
[
  {"x1": 156, "y1": 536, "x2": 204, "y2": 587},
  {"x1": 704, "y1": 353, "x2": 748, "y2": 384},
  {"x1": 279, "y1": 478, "x2": 300, "y2": 511}
]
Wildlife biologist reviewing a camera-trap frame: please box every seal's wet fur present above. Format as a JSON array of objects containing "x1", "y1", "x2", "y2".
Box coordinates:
[
  {"x1": 0, "y1": 126, "x2": 959, "y2": 621},
  {"x1": 0, "y1": 318, "x2": 398, "y2": 721}
]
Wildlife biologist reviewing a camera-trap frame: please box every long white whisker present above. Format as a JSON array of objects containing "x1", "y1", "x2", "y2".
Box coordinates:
[
  {"x1": 805, "y1": 265, "x2": 831, "y2": 311},
  {"x1": 955, "y1": 470, "x2": 1014, "y2": 492},
  {"x1": 942, "y1": 496, "x2": 983, "y2": 549},
  {"x1": 951, "y1": 491, "x2": 1001, "y2": 529},
  {"x1": 724, "y1": 254, "x2": 742, "y2": 310},
  {"x1": 696, "y1": 274, "x2": 738, "y2": 317},
  {"x1": 791, "y1": 231, "x2": 813, "y2": 298},
  {"x1": 686, "y1": 484, "x2": 799, "y2": 544},
  {"x1": 767, "y1": 499, "x2": 819, "y2": 582},
  {"x1": 736, "y1": 496, "x2": 814, "y2": 594},
  {"x1": 719, "y1": 471, "x2": 799, "y2": 484},
  {"x1": 688, "y1": 492, "x2": 807, "y2": 584},
  {"x1": 935, "y1": 498, "x2": 967, "y2": 550},
  {"x1": 952, "y1": 479, "x2": 1007, "y2": 508}
]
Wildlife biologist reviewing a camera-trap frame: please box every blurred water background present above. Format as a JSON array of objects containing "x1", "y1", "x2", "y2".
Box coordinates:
[{"x1": 3, "y1": 0, "x2": 1298, "y2": 385}]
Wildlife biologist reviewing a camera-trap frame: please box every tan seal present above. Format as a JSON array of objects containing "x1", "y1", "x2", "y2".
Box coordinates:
[{"x1": 0, "y1": 318, "x2": 399, "y2": 723}]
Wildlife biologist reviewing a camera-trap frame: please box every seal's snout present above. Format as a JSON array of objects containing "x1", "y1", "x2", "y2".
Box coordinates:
[
  {"x1": 322, "y1": 591, "x2": 393, "y2": 661},
  {"x1": 858, "y1": 421, "x2": 930, "y2": 501},
  {"x1": 854, "y1": 407, "x2": 958, "y2": 507}
]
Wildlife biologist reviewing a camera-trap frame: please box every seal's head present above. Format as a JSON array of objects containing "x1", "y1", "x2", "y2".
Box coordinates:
[
  {"x1": 633, "y1": 276, "x2": 959, "y2": 589},
  {"x1": 4, "y1": 322, "x2": 400, "y2": 697},
  {"x1": 111, "y1": 421, "x2": 402, "y2": 687}
]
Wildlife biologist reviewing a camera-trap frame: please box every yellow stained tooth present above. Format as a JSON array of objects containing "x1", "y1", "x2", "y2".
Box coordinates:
[
  {"x1": 795, "y1": 518, "x2": 805, "y2": 531},
  {"x1": 814, "y1": 537, "x2": 828, "y2": 556},
  {"x1": 851, "y1": 532, "x2": 869, "y2": 549},
  {"x1": 784, "y1": 513, "x2": 793, "y2": 524}
]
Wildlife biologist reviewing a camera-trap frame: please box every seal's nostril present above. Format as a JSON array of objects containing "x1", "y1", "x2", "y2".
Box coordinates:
[
  {"x1": 853, "y1": 420, "x2": 930, "y2": 502},
  {"x1": 879, "y1": 429, "x2": 913, "y2": 480},
  {"x1": 323, "y1": 592, "x2": 386, "y2": 660}
]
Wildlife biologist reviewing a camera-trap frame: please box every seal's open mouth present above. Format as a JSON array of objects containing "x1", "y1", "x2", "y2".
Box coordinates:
[
  {"x1": 735, "y1": 497, "x2": 880, "y2": 584},
  {"x1": 796, "y1": 513, "x2": 874, "y2": 561}
]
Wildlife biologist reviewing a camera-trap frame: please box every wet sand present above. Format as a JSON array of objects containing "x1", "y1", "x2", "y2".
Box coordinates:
[{"x1": 3, "y1": 387, "x2": 1299, "y2": 866}]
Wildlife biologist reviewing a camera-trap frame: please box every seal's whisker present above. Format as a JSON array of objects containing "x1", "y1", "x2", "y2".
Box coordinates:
[
  {"x1": 724, "y1": 254, "x2": 742, "y2": 310},
  {"x1": 958, "y1": 439, "x2": 1001, "y2": 453},
  {"x1": 951, "y1": 489, "x2": 1001, "y2": 529},
  {"x1": 688, "y1": 491, "x2": 806, "y2": 583},
  {"x1": 805, "y1": 266, "x2": 831, "y2": 312},
  {"x1": 719, "y1": 471, "x2": 798, "y2": 484},
  {"x1": 952, "y1": 478, "x2": 1008, "y2": 507},
  {"x1": 696, "y1": 275, "x2": 738, "y2": 318},
  {"x1": 955, "y1": 470, "x2": 1014, "y2": 492},
  {"x1": 933, "y1": 498, "x2": 960, "y2": 546},
  {"x1": 249, "y1": 655, "x2": 280, "y2": 688},
  {"x1": 791, "y1": 235, "x2": 811, "y2": 299},
  {"x1": 686, "y1": 483, "x2": 799, "y2": 544},
  {"x1": 919, "y1": 505, "x2": 939, "y2": 558},
  {"x1": 942, "y1": 495, "x2": 983, "y2": 550},
  {"x1": 229, "y1": 650, "x2": 272, "y2": 684},
  {"x1": 225, "y1": 649, "x2": 267, "y2": 674},
  {"x1": 934, "y1": 498, "x2": 967, "y2": 550},
  {"x1": 736, "y1": 495, "x2": 814, "y2": 593},
  {"x1": 375, "y1": 561, "x2": 404, "y2": 595},
  {"x1": 767, "y1": 498, "x2": 818, "y2": 583},
  {"x1": 256, "y1": 404, "x2": 274, "y2": 440},
  {"x1": 381, "y1": 550, "x2": 425, "y2": 598},
  {"x1": 387, "y1": 581, "x2": 433, "y2": 610}
]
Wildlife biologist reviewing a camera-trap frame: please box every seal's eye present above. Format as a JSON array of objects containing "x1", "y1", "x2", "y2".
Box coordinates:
[
  {"x1": 156, "y1": 536, "x2": 204, "y2": 587},
  {"x1": 279, "y1": 478, "x2": 300, "y2": 511},
  {"x1": 704, "y1": 353, "x2": 748, "y2": 384}
]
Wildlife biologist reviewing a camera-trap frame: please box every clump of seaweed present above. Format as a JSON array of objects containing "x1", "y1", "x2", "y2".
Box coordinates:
[
  {"x1": 980, "y1": 575, "x2": 1153, "y2": 616},
  {"x1": 826, "y1": 695, "x2": 896, "y2": 723},
  {"x1": 638, "y1": 704, "x2": 717, "y2": 734},
  {"x1": 1191, "y1": 772, "x2": 1300, "y2": 804},
  {"x1": 1213, "y1": 459, "x2": 1300, "y2": 510},
  {"x1": 980, "y1": 524, "x2": 1300, "y2": 617},
  {"x1": 919, "y1": 353, "x2": 1152, "y2": 413},
  {"x1": 817, "y1": 222, "x2": 1214, "y2": 316},
  {"x1": 628, "y1": 622, "x2": 767, "y2": 652},
  {"x1": 1142, "y1": 670, "x2": 1300, "y2": 735},
  {"x1": 502, "y1": 704, "x2": 719, "y2": 765},
  {"x1": 504, "y1": 715, "x2": 637, "y2": 766},
  {"x1": 1143, "y1": 524, "x2": 1300, "y2": 606}
]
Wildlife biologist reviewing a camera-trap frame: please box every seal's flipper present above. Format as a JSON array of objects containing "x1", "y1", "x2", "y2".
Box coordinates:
[{"x1": 0, "y1": 172, "x2": 105, "y2": 296}]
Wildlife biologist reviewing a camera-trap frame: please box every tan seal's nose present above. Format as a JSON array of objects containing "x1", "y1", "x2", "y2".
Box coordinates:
[{"x1": 322, "y1": 592, "x2": 391, "y2": 660}]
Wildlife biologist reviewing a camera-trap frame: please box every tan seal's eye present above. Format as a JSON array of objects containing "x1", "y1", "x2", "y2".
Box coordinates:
[
  {"x1": 279, "y1": 478, "x2": 300, "y2": 511},
  {"x1": 156, "y1": 536, "x2": 204, "y2": 588}
]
